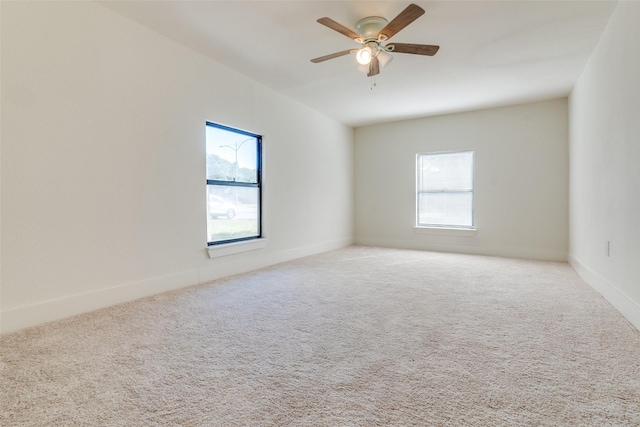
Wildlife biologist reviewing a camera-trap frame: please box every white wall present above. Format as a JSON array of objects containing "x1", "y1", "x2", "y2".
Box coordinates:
[
  {"x1": 0, "y1": 1, "x2": 354, "y2": 333},
  {"x1": 355, "y1": 99, "x2": 569, "y2": 261},
  {"x1": 568, "y1": 1, "x2": 640, "y2": 330}
]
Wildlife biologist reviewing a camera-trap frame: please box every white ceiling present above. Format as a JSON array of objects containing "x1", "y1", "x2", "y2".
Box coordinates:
[{"x1": 99, "y1": 1, "x2": 617, "y2": 127}]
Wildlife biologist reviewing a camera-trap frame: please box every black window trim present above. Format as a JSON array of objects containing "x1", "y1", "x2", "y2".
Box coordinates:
[{"x1": 206, "y1": 121, "x2": 262, "y2": 246}]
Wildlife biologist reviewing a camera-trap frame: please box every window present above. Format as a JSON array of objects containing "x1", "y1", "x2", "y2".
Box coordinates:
[
  {"x1": 206, "y1": 122, "x2": 262, "y2": 245},
  {"x1": 417, "y1": 151, "x2": 474, "y2": 229}
]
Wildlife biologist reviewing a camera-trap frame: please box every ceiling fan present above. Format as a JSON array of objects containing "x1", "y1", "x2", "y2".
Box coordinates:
[{"x1": 311, "y1": 3, "x2": 439, "y2": 77}]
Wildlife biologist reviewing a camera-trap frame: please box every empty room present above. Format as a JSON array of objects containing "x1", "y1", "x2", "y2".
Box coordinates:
[{"x1": 1, "y1": 1, "x2": 639, "y2": 425}]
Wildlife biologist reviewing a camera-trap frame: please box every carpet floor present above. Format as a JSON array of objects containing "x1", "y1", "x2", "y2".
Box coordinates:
[{"x1": 1, "y1": 246, "x2": 639, "y2": 426}]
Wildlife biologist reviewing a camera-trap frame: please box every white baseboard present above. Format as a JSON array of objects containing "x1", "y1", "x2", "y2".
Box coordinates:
[
  {"x1": 568, "y1": 254, "x2": 640, "y2": 332},
  {"x1": 0, "y1": 238, "x2": 353, "y2": 335},
  {"x1": 0, "y1": 269, "x2": 200, "y2": 335},
  {"x1": 199, "y1": 237, "x2": 353, "y2": 284},
  {"x1": 354, "y1": 237, "x2": 567, "y2": 262}
]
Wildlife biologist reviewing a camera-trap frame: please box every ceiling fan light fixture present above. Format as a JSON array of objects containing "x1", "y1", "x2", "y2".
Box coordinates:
[
  {"x1": 377, "y1": 50, "x2": 394, "y2": 68},
  {"x1": 357, "y1": 63, "x2": 369, "y2": 74},
  {"x1": 356, "y1": 46, "x2": 373, "y2": 65},
  {"x1": 311, "y1": 3, "x2": 438, "y2": 81}
]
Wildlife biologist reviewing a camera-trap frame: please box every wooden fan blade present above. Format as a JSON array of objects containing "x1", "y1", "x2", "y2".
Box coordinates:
[
  {"x1": 367, "y1": 56, "x2": 380, "y2": 77},
  {"x1": 390, "y1": 43, "x2": 440, "y2": 56},
  {"x1": 317, "y1": 17, "x2": 361, "y2": 41},
  {"x1": 378, "y1": 4, "x2": 425, "y2": 40},
  {"x1": 310, "y1": 49, "x2": 355, "y2": 63}
]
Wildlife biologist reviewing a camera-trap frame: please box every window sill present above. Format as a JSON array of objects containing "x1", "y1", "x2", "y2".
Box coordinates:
[
  {"x1": 413, "y1": 226, "x2": 477, "y2": 237},
  {"x1": 207, "y1": 238, "x2": 267, "y2": 259}
]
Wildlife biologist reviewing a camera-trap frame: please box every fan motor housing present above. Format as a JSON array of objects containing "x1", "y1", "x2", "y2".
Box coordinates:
[{"x1": 355, "y1": 16, "x2": 388, "y2": 39}]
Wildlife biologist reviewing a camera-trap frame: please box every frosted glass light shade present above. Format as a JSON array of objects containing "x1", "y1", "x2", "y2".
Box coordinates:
[{"x1": 377, "y1": 50, "x2": 393, "y2": 68}]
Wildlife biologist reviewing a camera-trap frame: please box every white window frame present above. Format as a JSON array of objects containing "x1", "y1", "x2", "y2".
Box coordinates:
[{"x1": 415, "y1": 150, "x2": 475, "y2": 233}]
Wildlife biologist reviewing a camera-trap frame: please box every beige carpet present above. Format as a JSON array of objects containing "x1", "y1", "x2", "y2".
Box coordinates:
[{"x1": 1, "y1": 246, "x2": 640, "y2": 426}]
